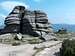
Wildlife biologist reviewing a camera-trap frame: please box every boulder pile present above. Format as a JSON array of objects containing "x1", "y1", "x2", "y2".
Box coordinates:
[{"x1": 0, "y1": 6, "x2": 56, "y2": 41}]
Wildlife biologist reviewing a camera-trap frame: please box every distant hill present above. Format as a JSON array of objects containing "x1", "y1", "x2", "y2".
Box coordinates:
[{"x1": 52, "y1": 24, "x2": 75, "y2": 32}]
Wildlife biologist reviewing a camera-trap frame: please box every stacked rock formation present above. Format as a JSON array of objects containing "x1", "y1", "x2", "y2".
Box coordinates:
[
  {"x1": 0, "y1": 6, "x2": 25, "y2": 34},
  {"x1": 21, "y1": 10, "x2": 38, "y2": 36},
  {"x1": 0, "y1": 6, "x2": 55, "y2": 40},
  {"x1": 33, "y1": 10, "x2": 55, "y2": 40}
]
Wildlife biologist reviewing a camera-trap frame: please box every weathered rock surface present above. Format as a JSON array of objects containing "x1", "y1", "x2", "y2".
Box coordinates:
[
  {"x1": 35, "y1": 43, "x2": 61, "y2": 56},
  {"x1": 0, "y1": 6, "x2": 56, "y2": 41},
  {"x1": 0, "y1": 41, "x2": 62, "y2": 56}
]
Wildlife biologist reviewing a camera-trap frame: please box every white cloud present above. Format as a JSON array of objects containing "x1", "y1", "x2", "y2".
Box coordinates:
[
  {"x1": 0, "y1": 14, "x2": 6, "y2": 25},
  {"x1": 50, "y1": 16, "x2": 75, "y2": 24},
  {"x1": 0, "y1": 1, "x2": 29, "y2": 12},
  {"x1": 65, "y1": 16, "x2": 75, "y2": 24},
  {"x1": 50, "y1": 17, "x2": 66, "y2": 24},
  {"x1": 0, "y1": 1, "x2": 30, "y2": 25},
  {"x1": 0, "y1": 14, "x2": 6, "y2": 20}
]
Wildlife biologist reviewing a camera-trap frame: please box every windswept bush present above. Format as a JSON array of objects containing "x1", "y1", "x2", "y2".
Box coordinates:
[
  {"x1": 56, "y1": 28, "x2": 67, "y2": 34},
  {"x1": 60, "y1": 39, "x2": 75, "y2": 56}
]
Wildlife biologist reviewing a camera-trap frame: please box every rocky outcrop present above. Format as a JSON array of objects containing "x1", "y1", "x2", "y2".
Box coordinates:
[
  {"x1": 0, "y1": 6, "x2": 25, "y2": 34},
  {"x1": 0, "y1": 6, "x2": 56, "y2": 41}
]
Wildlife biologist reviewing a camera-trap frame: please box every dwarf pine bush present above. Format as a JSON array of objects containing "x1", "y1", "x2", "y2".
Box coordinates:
[{"x1": 60, "y1": 39, "x2": 75, "y2": 56}]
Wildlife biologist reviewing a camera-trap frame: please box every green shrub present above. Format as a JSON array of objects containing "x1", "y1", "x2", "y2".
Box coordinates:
[
  {"x1": 56, "y1": 28, "x2": 67, "y2": 34},
  {"x1": 60, "y1": 39, "x2": 75, "y2": 56}
]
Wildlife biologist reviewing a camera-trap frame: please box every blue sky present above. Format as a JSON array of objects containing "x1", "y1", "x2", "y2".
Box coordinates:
[{"x1": 0, "y1": 0, "x2": 75, "y2": 26}]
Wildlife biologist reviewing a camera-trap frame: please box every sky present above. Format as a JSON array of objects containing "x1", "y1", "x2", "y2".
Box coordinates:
[{"x1": 0, "y1": 0, "x2": 75, "y2": 26}]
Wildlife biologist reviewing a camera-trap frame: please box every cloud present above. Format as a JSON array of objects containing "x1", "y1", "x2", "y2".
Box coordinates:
[
  {"x1": 50, "y1": 15, "x2": 75, "y2": 24},
  {"x1": 50, "y1": 17, "x2": 66, "y2": 24},
  {"x1": 0, "y1": 1, "x2": 30, "y2": 26},
  {"x1": 65, "y1": 16, "x2": 75, "y2": 24},
  {"x1": 0, "y1": 1, "x2": 29, "y2": 12},
  {"x1": 0, "y1": 14, "x2": 6, "y2": 25},
  {"x1": 0, "y1": 14, "x2": 6, "y2": 20}
]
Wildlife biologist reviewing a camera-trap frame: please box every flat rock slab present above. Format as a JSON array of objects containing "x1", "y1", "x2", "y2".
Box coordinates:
[
  {"x1": 35, "y1": 43, "x2": 61, "y2": 56},
  {"x1": 0, "y1": 41, "x2": 62, "y2": 56},
  {"x1": 0, "y1": 44, "x2": 35, "y2": 56}
]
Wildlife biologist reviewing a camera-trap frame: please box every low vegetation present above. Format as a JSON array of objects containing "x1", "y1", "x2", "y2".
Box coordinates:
[{"x1": 60, "y1": 39, "x2": 75, "y2": 56}]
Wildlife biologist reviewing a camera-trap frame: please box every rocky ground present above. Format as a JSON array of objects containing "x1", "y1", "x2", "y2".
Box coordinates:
[
  {"x1": 0, "y1": 32, "x2": 75, "y2": 56},
  {"x1": 0, "y1": 41, "x2": 62, "y2": 56}
]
